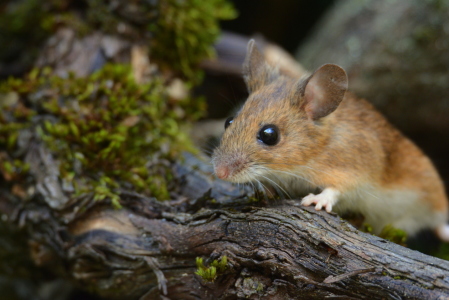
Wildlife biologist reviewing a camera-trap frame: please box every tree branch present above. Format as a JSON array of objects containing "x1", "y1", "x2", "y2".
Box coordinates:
[{"x1": 3, "y1": 152, "x2": 449, "y2": 299}]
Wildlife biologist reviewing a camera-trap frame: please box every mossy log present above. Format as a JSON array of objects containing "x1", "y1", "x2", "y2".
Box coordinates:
[{"x1": 2, "y1": 148, "x2": 449, "y2": 299}]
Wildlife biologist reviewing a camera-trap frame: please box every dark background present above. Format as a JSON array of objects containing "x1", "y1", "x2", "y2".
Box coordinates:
[{"x1": 221, "y1": 0, "x2": 336, "y2": 53}]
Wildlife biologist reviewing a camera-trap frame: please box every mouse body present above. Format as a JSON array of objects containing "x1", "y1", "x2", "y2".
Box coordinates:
[{"x1": 212, "y1": 40, "x2": 449, "y2": 240}]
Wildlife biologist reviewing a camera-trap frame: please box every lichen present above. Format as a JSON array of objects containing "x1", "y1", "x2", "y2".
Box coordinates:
[
  {"x1": 195, "y1": 256, "x2": 228, "y2": 282},
  {"x1": 0, "y1": 64, "x2": 203, "y2": 207},
  {"x1": 256, "y1": 282, "x2": 264, "y2": 292}
]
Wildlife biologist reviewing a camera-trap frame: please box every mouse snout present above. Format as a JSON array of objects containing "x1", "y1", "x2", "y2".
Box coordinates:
[
  {"x1": 215, "y1": 164, "x2": 230, "y2": 180},
  {"x1": 213, "y1": 154, "x2": 249, "y2": 181}
]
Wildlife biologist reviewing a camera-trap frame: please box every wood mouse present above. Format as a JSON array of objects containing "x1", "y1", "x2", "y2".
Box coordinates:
[{"x1": 212, "y1": 39, "x2": 449, "y2": 241}]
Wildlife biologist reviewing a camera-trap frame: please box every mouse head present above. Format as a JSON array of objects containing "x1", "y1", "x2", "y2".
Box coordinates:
[{"x1": 212, "y1": 40, "x2": 348, "y2": 183}]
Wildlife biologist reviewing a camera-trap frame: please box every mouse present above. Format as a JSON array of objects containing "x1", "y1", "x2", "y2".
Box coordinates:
[{"x1": 212, "y1": 39, "x2": 449, "y2": 241}]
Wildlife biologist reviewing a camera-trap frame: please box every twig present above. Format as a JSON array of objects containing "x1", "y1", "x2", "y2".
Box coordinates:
[
  {"x1": 323, "y1": 267, "x2": 380, "y2": 284},
  {"x1": 143, "y1": 257, "x2": 168, "y2": 295}
]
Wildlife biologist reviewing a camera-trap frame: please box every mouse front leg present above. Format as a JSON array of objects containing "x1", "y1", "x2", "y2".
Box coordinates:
[{"x1": 301, "y1": 188, "x2": 340, "y2": 213}]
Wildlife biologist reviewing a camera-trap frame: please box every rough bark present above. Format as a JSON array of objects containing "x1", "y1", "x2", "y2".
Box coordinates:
[
  {"x1": 2, "y1": 146, "x2": 449, "y2": 299},
  {"x1": 67, "y1": 199, "x2": 449, "y2": 300}
]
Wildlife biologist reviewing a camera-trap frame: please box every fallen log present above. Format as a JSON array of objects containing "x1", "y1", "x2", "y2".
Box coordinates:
[{"x1": 2, "y1": 151, "x2": 449, "y2": 299}]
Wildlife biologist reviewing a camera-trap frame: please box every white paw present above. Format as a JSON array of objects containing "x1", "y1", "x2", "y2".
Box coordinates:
[{"x1": 301, "y1": 188, "x2": 340, "y2": 213}]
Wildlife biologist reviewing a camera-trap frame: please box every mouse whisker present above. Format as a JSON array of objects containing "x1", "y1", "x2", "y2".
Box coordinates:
[
  {"x1": 267, "y1": 169, "x2": 316, "y2": 186},
  {"x1": 244, "y1": 172, "x2": 262, "y2": 197},
  {"x1": 253, "y1": 166, "x2": 292, "y2": 199},
  {"x1": 199, "y1": 145, "x2": 216, "y2": 156},
  {"x1": 261, "y1": 162, "x2": 337, "y2": 179},
  {"x1": 254, "y1": 180, "x2": 268, "y2": 201},
  {"x1": 358, "y1": 189, "x2": 381, "y2": 200},
  {"x1": 249, "y1": 181, "x2": 259, "y2": 197},
  {"x1": 258, "y1": 174, "x2": 291, "y2": 200},
  {"x1": 262, "y1": 163, "x2": 382, "y2": 201},
  {"x1": 218, "y1": 92, "x2": 239, "y2": 107},
  {"x1": 201, "y1": 148, "x2": 214, "y2": 155},
  {"x1": 254, "y1": 179, "x2": 273, "y2": 201}
]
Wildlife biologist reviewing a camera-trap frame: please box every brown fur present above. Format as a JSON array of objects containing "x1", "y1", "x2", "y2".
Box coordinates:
[{"x1": 212, "y1": 40, "x2": 448, "y2": 237}]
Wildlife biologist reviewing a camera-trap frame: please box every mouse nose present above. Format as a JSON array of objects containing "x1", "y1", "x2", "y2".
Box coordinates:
[{"x1": 215, "y1": 165, "x2": 230, "y2": 180}]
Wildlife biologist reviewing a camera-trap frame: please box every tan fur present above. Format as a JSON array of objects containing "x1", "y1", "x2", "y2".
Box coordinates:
[{"x1": 212, "y1": 40, "x2": 449, "y2": 238}]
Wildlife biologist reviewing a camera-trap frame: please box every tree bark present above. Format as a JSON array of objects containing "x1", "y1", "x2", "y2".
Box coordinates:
[{"x1": 2, "y1": 147, "x2": 449, "y2": 299}]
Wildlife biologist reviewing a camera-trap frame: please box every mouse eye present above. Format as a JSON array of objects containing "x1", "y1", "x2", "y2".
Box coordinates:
[
  {"x1": 257, "y1": 124, "x2": 280, "y2": 146},
  {"x1": 224, "y1": 117, "x2": 234, "y2": 129}
]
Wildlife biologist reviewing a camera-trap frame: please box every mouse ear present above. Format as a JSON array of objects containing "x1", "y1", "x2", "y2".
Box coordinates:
[
  {"x1": 243, "y1": 39, "x2": 279, "y2": 93},
  {"x1": 302, "y1": 64, "x2": 348, "y2": 120}
]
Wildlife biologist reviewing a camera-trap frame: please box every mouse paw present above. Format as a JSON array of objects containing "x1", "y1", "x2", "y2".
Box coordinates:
[{"x1": 301, "y1": 188, "x2": 340, "y2": 213}]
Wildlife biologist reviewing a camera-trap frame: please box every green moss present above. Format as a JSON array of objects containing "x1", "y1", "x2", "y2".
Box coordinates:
[
  {"x1": 1, "y1": 0, "x2": 235, "y2": 206},
  {"x1": 249, "y1": 196, "x2": 262, "y2": 203},
  {"x1": 362, "y1": 223, "x2": 407, "y2": 245},
  {"x1": 150, "y1": 0, "x2": 237, "y2": 82},
  {"x1": 413, "y1": 25, "x2": 439, "y2": 46},
  {"x1": 378, "y1": 225, "x2": 407, "y2": 245},
  {"x1": 81, "y1": 0, "x2": 238, "y2": 83},
  {"x1": 434, "y1": 242, "x2": 449, "y2": 261},
  {"x1": 0, "y1": 64, "x2": 203, "y2": 206},
  {"x1": 2, "y1": 0, "x2": 236, "y2": 83},
  {"x1": 362, "y1": 224, "x2": 373, "y2": 234},
  {"x1": 0, "y1": 90, "x2": 34, "y2": 183},
  {"x1": 195, "y1": 256, "x2": 228, "y2": 282}
]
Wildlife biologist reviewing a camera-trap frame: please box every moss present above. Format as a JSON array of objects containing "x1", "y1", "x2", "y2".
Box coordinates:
[
  {"x1": 361, "y1": 223, "x2": 373, "y2": 234},
  {"x1": 247, "y1": 197, "x2": 259, "y2": 203},
  {"x1": 413, "y1": 25, "x2": 439, "y2": 46},
  {"x1": 149, "y1": 0, "x2": 237, "y2": 82},
  {"x1": 434, "y1": 242, "x2": 449, "y2": 261},
  {"x1": 362, "y1": 223, "x2": 407, "y2": 245},
  {"x1": 81, "y1": 0, "x2": 238, "y2": 83},
  {"x1": 195, "y1": 256, "x2": 228, "y2": 282},
  {"x1": 0, "y1": 90, "x2": 34, "y2": 183},
  {"x1": 378, "y1": 225, "x2": 407, "y2": 245},
  {"x1": 1, "y1": 0, "x2": 236, "y2": 82},
  {"x1": 0, "y1": 64, "x2": 204, "y2": 206},
  {"x1": 1, "y1": 0, "x2": 235, "y2": 206}
]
